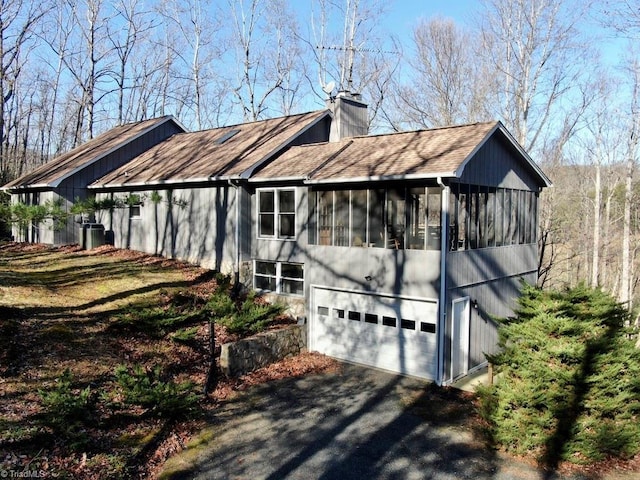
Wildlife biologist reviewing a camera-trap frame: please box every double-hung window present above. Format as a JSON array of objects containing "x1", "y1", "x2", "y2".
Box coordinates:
[
  {"x1": 258, "y1": 189, "x2": 296, "y2": 239},
  {"x1": 254, "y1": 260, "x2": 304, "y2": 296}
]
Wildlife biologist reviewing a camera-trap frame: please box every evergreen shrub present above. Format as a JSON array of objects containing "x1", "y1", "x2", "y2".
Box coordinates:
[
  {"x1": 39, "y1": 368, "x2": 92, "y2": 425},
  {"x1": 39, "y1": 368, "x2": 93, "y2": 449},
  {"x1": 209, "y1": 290, "x2": 284, "y2": 336},
  {"x1": 478, "y1": 283, "x2": 640, "y2": 465},
  {"x1": 113, "y1": 364, "x2": 199, "y2": 418},
  {"x1": 112, "y1": 274, "x2": 285, "y2": 338}
]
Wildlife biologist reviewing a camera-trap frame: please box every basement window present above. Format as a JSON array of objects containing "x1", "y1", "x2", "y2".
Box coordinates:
[{"x1": 254, "y1": 260, "x2": 303, "y2": 296}]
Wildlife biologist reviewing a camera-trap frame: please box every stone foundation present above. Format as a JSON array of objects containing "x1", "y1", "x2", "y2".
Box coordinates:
[{"x1": 219, "y1": 324, "x2": 307, "y2": 377}]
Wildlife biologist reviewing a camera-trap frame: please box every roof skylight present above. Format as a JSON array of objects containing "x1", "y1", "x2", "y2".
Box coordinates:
[{"x1": 215, "y1": 129, "x2": 240, "y2": 145}]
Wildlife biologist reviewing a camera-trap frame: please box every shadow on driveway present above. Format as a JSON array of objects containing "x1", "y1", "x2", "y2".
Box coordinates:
[{"x1": 161, "y1": 363, "x2": 560, "y2": 480}]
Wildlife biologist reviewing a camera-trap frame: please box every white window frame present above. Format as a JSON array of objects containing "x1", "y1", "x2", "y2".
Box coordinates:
[
  {"x1": 253, "y1": 260, "x2": 304, "y2": 296},
  {"x1": 257, "y1": 188, "x2": 296, "y2": 240}
]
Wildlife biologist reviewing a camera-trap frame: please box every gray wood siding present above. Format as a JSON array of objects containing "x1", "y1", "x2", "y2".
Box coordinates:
[
  {"x1": 12, "y1": 190, "x2": 56, "y2": 244},
  {"x1": 35, "y1": 121, "x2": 184, "y2": 245},
  {"x1": 250, "y1": 185, "x2": 442, "y2": 308},
  {"x1": 442, "y1": 244, "x2": 538, "y2": 383},
  {"x1": 442, "y1": 271, "x2": 537, "y2": 382},
  {"x1": 289, "y1": 116, "x2": 331, "y2": 146},
  {"x1": 459, "y1": 135, "x2": 543, "y2": 190},
  {"x1": 96, "y1": 185, "x2": 238, "y2": 271},
  {"x1": 447, "y1": 244, "x2": 538, "y2": 289},
  {"x1": 305, "y1": 247, "x2": 441, "y2": 299}
]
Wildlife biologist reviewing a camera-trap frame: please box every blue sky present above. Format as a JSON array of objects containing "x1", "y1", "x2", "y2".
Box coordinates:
[
  {"x1": 291, "y1": 0, "x2": 481, "y2": 47},
  {"x1": 382, "y1": 0, "x2": 479, "y2": 32},
  {"x1": 289, "y1": 0, "x2": 622, "y2": 65}
]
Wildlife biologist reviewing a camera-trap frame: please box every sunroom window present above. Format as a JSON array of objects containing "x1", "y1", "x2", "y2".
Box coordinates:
[
  {"x1": 449, "y1": 184, "x2": 539, "y2": 251},
  {"x1": 308, "y1": 187, "x2": 442, "y2": 250}
]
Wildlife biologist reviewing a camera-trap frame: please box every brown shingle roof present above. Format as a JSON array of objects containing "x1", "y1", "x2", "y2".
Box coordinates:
[
  {"x1": 92, "y1": 110, "x2": 329, "y2": 187},
  {"x1": 2, "y1": 116, "x2": 179, "y2": 189},
  {"x1": 253, "y1": 121, "x2": 500, "y2": 182}
]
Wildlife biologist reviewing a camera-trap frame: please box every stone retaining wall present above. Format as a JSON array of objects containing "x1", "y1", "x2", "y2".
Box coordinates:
[{"x1": 219, "y1": 324, "x2": 307, "y2": 377}]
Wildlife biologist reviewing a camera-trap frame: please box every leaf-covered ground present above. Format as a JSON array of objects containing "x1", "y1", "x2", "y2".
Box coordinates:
[
  {"x1": 0, "y1": 242, "x2": 337, "y2": 479},
  {"x1": 1, "y1": 242, "x2": 638, "y2": 479}
]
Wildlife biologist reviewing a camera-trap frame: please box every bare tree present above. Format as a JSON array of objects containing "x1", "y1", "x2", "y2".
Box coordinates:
[
  {"x1": 0, "y1": 0, "x2": 48, "y2": 184},
  {"x1": 600, "y1": 0, "x2": 640, "y2": 35},
  {"x1": 264, "y1": 0, "x2": 306, "y2": 116},
  {"x1": 479, "y1": 0, "x2": 591, "y2": 152},
  {"x1": 306, "y1": 0, "x2": 398, "y2": 133},
  {"x1": 158, "y1": 0, "x2": 223, "y2": 129},
  {"x1": 619, "y1": 54, "x2": 640, "y2": 309},
  {"x1": 45, "y1": 0, "x2": 116, "y2": 143},
  {"x1": 393, "y1": 16, "x2": 491, "y2": 129},
  {"x1": 228, "y1": 0, "x2": 302, "y2": 121},
  {"x1": 106, "y1": 0, "x2": 155, "y2": 125},
  {"x1": 310, "y1": 0, "x2": 392, "y2": 92}
]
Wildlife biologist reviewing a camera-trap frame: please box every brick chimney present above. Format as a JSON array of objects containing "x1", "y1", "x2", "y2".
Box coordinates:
[{"x1": 326, "y1": 91, "x2": 368, "y2": 142}]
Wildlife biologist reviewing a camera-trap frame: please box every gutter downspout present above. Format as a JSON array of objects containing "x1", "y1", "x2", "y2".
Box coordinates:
[
  {"x1": 228, "y1": 180, "x2": 242, "y2": 290},
  {"x1": 207, "y1": 178, "x2": 242, "y2": 394},
  {"x1": 437, "y1": 176, "x2": 449, "y2": 386}
]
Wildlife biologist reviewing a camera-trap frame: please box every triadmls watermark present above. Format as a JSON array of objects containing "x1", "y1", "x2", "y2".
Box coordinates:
[{"x1": 0, "y1": 470, "x2": 47, "y2": 478}]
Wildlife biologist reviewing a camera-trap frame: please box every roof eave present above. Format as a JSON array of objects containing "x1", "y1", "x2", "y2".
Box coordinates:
[
  {"x1": 303, "y1": 172, "x2": 457, "y2": 185},
  {"x1": 1, "y1": 183, "x2": 52, "y2": 191},
  {"x1": 89, "y1": 175, "x2": 217, "y2": 190},
  {"x1": 248, "y1": 175, "x2": 306, "y2": 183}
]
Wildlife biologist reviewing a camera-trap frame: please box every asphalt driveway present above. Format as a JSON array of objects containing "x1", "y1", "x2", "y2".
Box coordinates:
[{"x1": 159, "y1": 363, "x2": 624, "y2": 480}]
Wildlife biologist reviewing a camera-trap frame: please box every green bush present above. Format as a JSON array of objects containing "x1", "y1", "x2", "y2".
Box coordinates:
[
  {"x1": 5, "y1": 198, "x2": 67, "y2": 232},
  {"x1": 39, "y1": 369, "x2": 92, "y2": 425},
  {"x1": 205, "y1": 289, "x2": 236, "y2": 318},
  {"x1": 112, "y1": 293, "x2": 208, "y2": 337},
  {"x1": 171, "y1": 326, "x2": 200, "y2": 343},
  {"x1": 478, "y1": 283, "x2": 640, "y2": 466},
  {"x1": 113, "y1": 364, "x2": 199, "y2": 418},
  {"x1": 209, "y1": 291, "x2": 284, "y2": 336},
  {"x1": 0, "y1": 191, "x2": 11, "y2": 239},
  {"x1": 39, "y1": 369, "x2": 93, "y2": 449},
  {"x1": 112, "y1": 275, "x2": 284, "y2": 339}
]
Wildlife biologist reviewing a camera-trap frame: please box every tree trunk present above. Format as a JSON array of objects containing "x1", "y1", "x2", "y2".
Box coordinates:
[
  {"x1": 591, "y1": 163, "x2": 601, "y2": 288},
  {"x1": 619, "y1": 154, "x2": 633, "y2": 309}
]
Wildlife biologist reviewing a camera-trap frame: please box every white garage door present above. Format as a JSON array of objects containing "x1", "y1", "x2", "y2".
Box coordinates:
[{"x1": 310, "y1": 286, "x2": 439, "y2": 380}]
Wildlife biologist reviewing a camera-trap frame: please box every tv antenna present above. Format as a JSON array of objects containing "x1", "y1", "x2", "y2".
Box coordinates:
[{"x1": 316, "y1": 44, "x2": 398, "y2": 94}]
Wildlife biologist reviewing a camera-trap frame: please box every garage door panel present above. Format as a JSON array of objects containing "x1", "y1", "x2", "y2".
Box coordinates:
[{"x1": 311, "y1": 286, "x2": 438, "y2": 380}]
